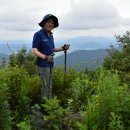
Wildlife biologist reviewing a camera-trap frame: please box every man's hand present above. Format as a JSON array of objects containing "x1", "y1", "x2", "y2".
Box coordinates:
[
  {"x1": 62, "y1": 44, "x2": 70, "y2": 51},
  {"x1": 45, "y1": 55, "x2": 54, "y2": 62}
]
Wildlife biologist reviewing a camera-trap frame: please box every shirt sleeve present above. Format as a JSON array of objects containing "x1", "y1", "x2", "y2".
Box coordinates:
[{"x1": 32, "y1": 32, "x2": 40, "y2": 49}]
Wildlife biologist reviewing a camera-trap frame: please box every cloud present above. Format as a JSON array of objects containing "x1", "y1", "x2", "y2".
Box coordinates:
[
  {"x1": 59, "y1": 0, "x2": 129, "y2": 30},
  {"x1": 122, "y1": 18, "x2": 130, "y2": 27},
  {"x1": 0, "y1": 0, "x2": 37, "y2": 31},
  {"x1": 0, "y1": 0, "x2": 130, "y2": 40},
  {"x1": 0, "y1": 0, "x2": 69, "y2": 32},
  {"x1": 0, "y1": 13, "x2": 38, "y2": 32}
]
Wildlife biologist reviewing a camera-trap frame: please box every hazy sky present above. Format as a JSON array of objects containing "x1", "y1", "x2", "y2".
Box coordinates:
[{"x1": 0, "y1": 0, "x2": 130, "y2": 41}]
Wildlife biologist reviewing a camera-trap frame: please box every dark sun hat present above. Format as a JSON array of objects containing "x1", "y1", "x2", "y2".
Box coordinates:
[{"x1": 39, "y1": 14, "x2": 59, "y2": 28}]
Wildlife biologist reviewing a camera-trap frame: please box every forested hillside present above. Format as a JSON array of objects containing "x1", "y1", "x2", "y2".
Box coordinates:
[
  {"x1": 0, "y1": 31, "x2": 130, "y2": 130},
  {"x1": 55, "y1": 49, "x2": 107, "y2": 70}
]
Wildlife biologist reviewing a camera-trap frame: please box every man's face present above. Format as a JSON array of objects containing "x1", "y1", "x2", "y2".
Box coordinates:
[{"x1": 43, "y1": 19, "x2": 54, "y2": 32}]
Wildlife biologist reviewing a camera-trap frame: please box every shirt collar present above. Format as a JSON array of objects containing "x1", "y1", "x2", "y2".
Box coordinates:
[{"x1": 41, "y1": 28, "x2": 53, "y2": 36}]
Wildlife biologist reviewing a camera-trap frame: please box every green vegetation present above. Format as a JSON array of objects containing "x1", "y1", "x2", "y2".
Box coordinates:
[{"x1": 0, "y1": 31, "x2": 130, "y2": 129}]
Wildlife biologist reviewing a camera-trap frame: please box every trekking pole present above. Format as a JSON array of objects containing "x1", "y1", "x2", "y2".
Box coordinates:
[
  {"x1": 64, "y1": 49, "x2": 67, "y2": 85},
  {"x1": 48, "y1": 53, "x2": 55, "y2": 99},
  {"x1": 63, "y1": 44, "x2": 70, "y2": 85}
]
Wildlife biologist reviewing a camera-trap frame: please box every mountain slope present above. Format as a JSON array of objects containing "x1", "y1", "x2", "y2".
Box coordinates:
[{"x1": 55, "y1": 49, "x2": 108, "y2": 70}]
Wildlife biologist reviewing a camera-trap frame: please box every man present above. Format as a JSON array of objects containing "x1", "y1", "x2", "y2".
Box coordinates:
[{"x1": 32, "y1": 14, "x2": 70, "y2": 101}]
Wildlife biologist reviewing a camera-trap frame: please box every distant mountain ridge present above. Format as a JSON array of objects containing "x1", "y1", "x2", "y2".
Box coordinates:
[
  {"x1": 0, "y1": 36, "x2": 113, "y2": 69},
  {"x1": 0, "y1": 36, "x2": 116, "y2": 54},
  {"x1": 55, "y1": 49, "x2": 108, "y2": 70}
]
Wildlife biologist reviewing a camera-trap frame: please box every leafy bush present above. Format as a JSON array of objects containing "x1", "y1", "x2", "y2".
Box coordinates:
[
  {"x1": 25, "y1": 75, "x2": 41, "y2": 104},
  {"x1": 17, "y1": 117, "x2": 31, "y2": 130},
  {"x1": 9, "y1": 47, "x2": 36, "y2": 76},
  {"x1": 95, "y1": 70, "x2": 130, "y2": 129},
  {"x1": 77, "y1": 100, "x2": 99, "y2": 130},
  {"x1": 0, "y1": 82, "x2": 12, "y2": 130},
  {"x1": 75, "y1": 69, "x2": 130, "y2": 130},
  {"x1": 69, "y1": 72, "x2": 95, "y2": 111},
  {"x1": 29, "y1": 97, "x2": 65, "y2": 130},
  {"x1": 52, "y1": 67, "x2": 79, "y2": 106},
  {"x1": 108, "y1": 112, "x2": 124, "y2": 130},
  {"x1": 0, "y1": 66, "x2": 30, "y2": 127}
]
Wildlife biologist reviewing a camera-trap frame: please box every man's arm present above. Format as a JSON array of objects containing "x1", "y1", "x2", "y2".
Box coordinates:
[
  {"x1": 53, "y1": 47, "x2": 63, "y2": 52},
  {"x1": 32, "y1": 48, "x2": 46, "y2": 59},
  {"x1": 53, "y1": 44, "x2": 70, "y2": 52}
]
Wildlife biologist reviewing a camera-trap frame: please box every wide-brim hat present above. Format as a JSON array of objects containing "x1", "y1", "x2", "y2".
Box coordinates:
[{"x1": 39, "y1": 14, "x2": 59, "y2": 28}]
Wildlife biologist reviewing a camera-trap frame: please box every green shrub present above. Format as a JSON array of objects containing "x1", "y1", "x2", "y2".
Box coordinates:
[
  {"x1": 76, "y1": 100, "x2": 99, "y2": 130},
  {"x1": 17, "y1": 117, "x2": 31, "y2": 130},
  {"x1": 95, "y1": 69, "x2": 130, "y2": 129},
  {"x1": 0, "y1": 82, "x2": 12, "y2": 130},
  {"x1": 75, "y1": 69, "x2": 130, "y2": 129},
  {"x1": 41, "y1": 97, "x2": 65, "y2": 130},
  {"x1": 0, "y1": 66, "x2": 30, "y2": 127},
  {"x1": 25, "y1": 75, "x2": 41, "y2": 104},
  {"x1": 108, "y1": 112, "x2": 124, "y2": 130},
  {"x1": 69, "y1": 72, "x2": 96, "y2": 111},
  {"x1": 52, "y1": 67, "x2": 79, "y2": 106},
  {"x1": 30, "y1": 97, "x2": 65, "y2": 130}
]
